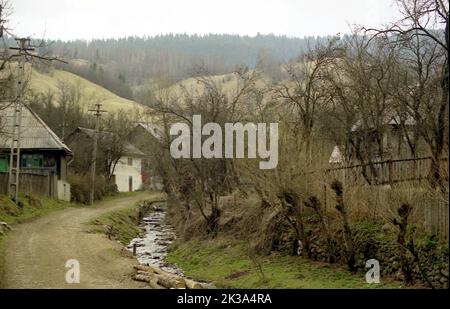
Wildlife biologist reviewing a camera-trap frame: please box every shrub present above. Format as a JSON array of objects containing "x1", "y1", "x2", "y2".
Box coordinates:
[{"x1": 68, "y1": 173, "x2": 117, "y2": 204}]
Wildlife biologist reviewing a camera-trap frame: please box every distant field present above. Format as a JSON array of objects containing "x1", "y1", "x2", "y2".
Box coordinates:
[
  {"x1": 0, "y1": 62, "x2": 143, "y2": 113},
  {"x1": 166, "y1": 72, "x2": 269, "y2": 96},
  {"x1": 29, "y1": 67, "x2": 144, "y2": 113}
]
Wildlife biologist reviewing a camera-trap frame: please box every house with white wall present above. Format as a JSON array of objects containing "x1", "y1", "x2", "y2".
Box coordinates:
[
  {"x1": 111, "y1": 143, "x2": 145, "y2": 192},
  {"x1": 66, "y1": 127, "x2": 145, "y2": 193},
  {"x1": 127, "y1": 123, "x2": 164, "y2": 190}
]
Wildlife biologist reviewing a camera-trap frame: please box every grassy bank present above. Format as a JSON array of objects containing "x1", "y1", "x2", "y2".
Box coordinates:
[
  {"x1": 0, "y1": 194, "x2": 81, "y2": 226},
  {"x1": 87, "y1": 193, "x2": 166, "y2": 245},
  {"x1": 166, "y1": 238, "x2": 404, "y2": 289},
  {"x1": 87, "y1": 207, "x2": 141, "y2": 245},
  {"x1": 0, "y1": 191, "x2": 146, "y2": 228}
]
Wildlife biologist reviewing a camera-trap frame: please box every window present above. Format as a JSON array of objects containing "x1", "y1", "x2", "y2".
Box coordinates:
[
  {"x1": 127, "y1": 157, "x2": 133, "y2": 166},
  {"x1": 21, "y1": 154, "x2": 44, "y2": 169}
]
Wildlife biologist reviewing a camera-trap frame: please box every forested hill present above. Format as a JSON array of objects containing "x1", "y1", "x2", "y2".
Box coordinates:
[{"x1": 39, "y1": 34, "x2": 329, "y2": 97}]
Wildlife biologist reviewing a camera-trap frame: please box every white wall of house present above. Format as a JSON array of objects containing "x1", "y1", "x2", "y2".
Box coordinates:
[
  {"x1": 112, "y1": 156, "x2": 142, "y2": 192},
  {"x1": 57, "y1": 180, "x2": 71, "y2": 201}
]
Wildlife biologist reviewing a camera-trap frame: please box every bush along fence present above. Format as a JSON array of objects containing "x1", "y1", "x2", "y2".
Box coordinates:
[
  {"x1": 277, "y1": 181, "x2": 449, "y2": 288},
  {"x1": 323, "y1": 157, "x2": 449, "y2": 241}
]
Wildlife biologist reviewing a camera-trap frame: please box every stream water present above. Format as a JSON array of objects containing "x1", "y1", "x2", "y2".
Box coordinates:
[{"x1": 126, "y1": 202, "x2": 184, "y2": 276}]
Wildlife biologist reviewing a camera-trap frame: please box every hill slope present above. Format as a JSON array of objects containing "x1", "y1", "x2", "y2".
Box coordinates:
[{"x1": 28, "y1": 66, "x2": 144, "y2": 113}]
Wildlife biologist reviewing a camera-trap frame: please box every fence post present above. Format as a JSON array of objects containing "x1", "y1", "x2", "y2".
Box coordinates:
[
  {"x1": 388, "y1": 159, "x2": 393, "y2": 187},
  {"x1": 46, "y1": 170, "x2": 51, "y2": 197}
]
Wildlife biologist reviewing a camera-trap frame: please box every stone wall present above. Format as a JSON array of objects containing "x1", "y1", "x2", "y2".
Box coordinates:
[{"x1": 305, "y1": 218, "x2": 449, "y2": 289}]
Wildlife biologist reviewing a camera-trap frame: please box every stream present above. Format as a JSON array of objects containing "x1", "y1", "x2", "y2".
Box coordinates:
[{"x1": 126, "y1": 202, "x2": 184, "y2": 276}]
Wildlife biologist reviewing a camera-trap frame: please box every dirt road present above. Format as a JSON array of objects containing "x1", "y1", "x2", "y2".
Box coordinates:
[{"x1": 2, "y1": 193, "x2": 157, "y2": 289}]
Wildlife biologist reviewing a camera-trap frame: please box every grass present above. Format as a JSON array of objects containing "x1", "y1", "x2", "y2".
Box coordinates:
[
  {"x1": 166, "y1": 238, "x2": 404, "y2": 289},
  {"x1": 0, "y1": 191, "x2": 146, "y2": 226},
  {"x1": 99, "y1": 191, "x2": 145, "y2": 203},
  {"x1": 0, "y1": 193, "x2": 81, "y2": 226},
  {"x1": 30, "y1": 68, "x2": 144, "y2": 113},
  {"x1": 87, "y1": 191, "x2": 166, "y2": 245},
  {"x1": 2, "y1": 62, "x2": 144, "y2": 113},
  {"x1": 87, "y1": 207, "x2": 141, "y2": 245},
  {"x1": 164, "y1": 71, "x2": 270, "y2": 103}
]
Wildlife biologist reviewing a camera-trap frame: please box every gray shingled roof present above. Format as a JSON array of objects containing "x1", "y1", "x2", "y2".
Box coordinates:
[
  {"x1": 70, "y1": 127, "x2": 145, "y2": 157},
  {"x1": 351, "y1": 113, "x2": 416, "y2": 132},
  {"x1": 0, "y1": 102, "x2": 72, "y2": 154},
  {"x1": 137, "y1": 123, "x2": 163, "y2": 141}
]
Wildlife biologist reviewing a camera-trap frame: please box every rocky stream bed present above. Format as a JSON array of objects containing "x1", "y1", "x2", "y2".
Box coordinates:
[
  {"x1": 126, "y1": 202, "x2": 184, "y2": 276},
  {"x1": 125, "y1": 202, "x2": 213, "y2": 288}
]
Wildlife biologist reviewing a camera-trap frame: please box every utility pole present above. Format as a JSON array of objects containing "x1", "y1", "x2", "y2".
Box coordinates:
[
  {"x1": 59, "y1": 119, "x2": 69, "y2": 141},
  {"x1": 7, "y1": 38, "x2": 34, "y2": 203},
  {"x1": 88, "y1": 103, "x2": 107, "y2": 205}
]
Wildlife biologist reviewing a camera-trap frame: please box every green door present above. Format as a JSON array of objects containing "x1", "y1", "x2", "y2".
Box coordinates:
[{"x1": 0, "y1": 155, "x2": 9, "y2": 172}]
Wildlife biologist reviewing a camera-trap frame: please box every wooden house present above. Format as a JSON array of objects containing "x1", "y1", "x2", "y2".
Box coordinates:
[
  {"x1": 0, "y1": 102, "x2": 72, "y2": 200},
  {"x1": 329, "y1": 114, "x2": 427, "y2": 166}
]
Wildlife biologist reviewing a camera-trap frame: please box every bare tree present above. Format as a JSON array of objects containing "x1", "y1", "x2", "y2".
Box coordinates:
[
  {"x1": 0, "y1": 0, "x2": 12, "y2": 99},
  {"x1": 149, "y1": 68, "x2": 258, "y2": 234},
  {"x1": 365, "y1": 0, "x2": 448, "y2": 51},
  {"x1": 271, "y1": 37, "x2": 342, "y2": 158},
  {"x1": 100, "y1": 112, "x2": 135, "y2": 180},
  {"x1": 322, "y1": 33, "x2": 400, "y2": 183},
  {"x1": 391, "y1": 33, "x2": 446, "y2": 161},
  {"x1": 365, "y1": 0, "x2": 449, "y2": 188},
  {"x1": 0, "y1": 0, "x2": 11, "y2": 40}
]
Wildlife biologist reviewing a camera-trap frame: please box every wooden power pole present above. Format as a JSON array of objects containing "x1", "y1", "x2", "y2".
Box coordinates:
[
  {"x1": 88, "y1": 103, "x2": 107, "y2": 205},
  {"x1": 7, "y1": 38, "x2": 34, "y2": 203}
]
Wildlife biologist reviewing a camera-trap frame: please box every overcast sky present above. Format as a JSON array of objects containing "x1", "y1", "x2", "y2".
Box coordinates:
[{"x1": 9, "y1": 0, "x2": 402, "y2": 40}]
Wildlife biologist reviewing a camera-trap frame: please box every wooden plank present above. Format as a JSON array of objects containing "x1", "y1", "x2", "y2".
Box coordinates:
[{"x1": 0, "y1": 171, "x2": 50, "y2": 197}]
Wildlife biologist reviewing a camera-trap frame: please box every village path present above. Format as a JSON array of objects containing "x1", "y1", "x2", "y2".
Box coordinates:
[{"x1": 2, "y1": 192, "x2": 156, "y2": 288}]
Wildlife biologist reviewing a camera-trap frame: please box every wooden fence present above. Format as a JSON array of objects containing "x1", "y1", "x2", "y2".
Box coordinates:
[
  {"x1": 422, "y1": 198, "x2": 449, "y2": 241},
  {"x1": 0, "y1": 171, "x2": 57, "y2": 198},
  {"x1": 326, "y1": 156, "x2": 448, "y2": 186},
  {"x1": 323, "y1": 157, "x2": 449, "y2": 240}
]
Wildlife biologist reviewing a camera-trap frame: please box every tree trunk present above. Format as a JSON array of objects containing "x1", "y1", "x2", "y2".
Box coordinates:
[
  {"x1": 331, "y1": 181, "x2": 356, "y2": 272},
  {"x1": 429, "y1": 59, "x2": 449, "y2": 191},
  {"x1": 282, "y1": 192, "x2": 310, "y2": 258},
  {"x1": 394, "y1": 204, "x2": 414, "y2": 285}
]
